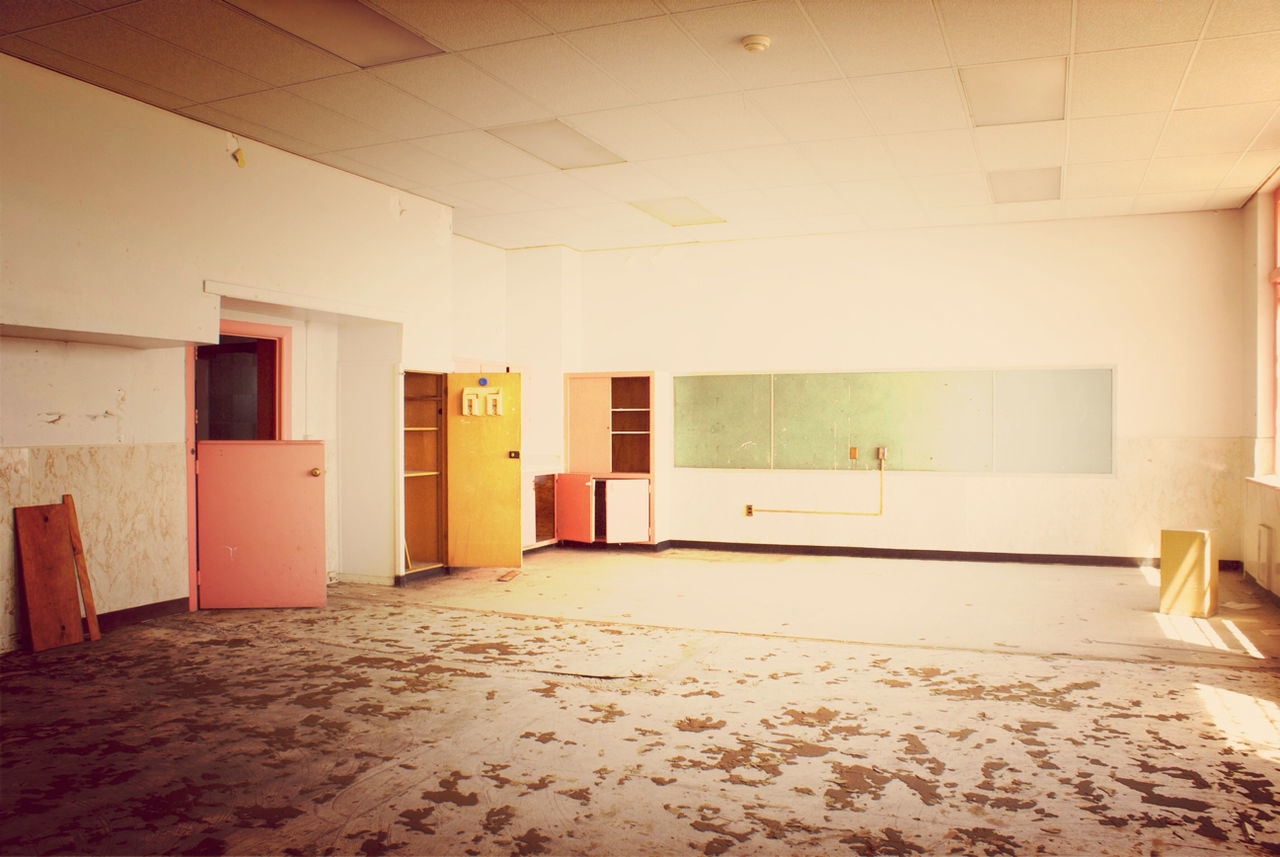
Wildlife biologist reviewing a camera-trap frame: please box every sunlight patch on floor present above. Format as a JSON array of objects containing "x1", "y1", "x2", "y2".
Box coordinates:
[{"x1": 1196, "y1": 683, "x2": 1280, "y2": 764}]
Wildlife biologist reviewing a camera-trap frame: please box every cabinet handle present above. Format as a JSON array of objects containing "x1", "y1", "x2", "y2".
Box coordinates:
[{"x1": 310, "y1": 467, "x2": 323, "y2": 477}]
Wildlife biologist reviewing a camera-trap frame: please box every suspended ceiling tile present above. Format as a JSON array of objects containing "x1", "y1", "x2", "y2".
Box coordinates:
[
  {"x1": 1067, "y1": 113, "x2": 1165, "y2": 163},
  {"x1": 1055, "y1": 196, "x2": 1138, "y2": 219},
  {"x1": 1205, "y1": 186, "x2": 1256, "y2": 209},
  {"x1": 651, "y1": 92, "x2": 786, "y2": 152},
  {"x1": 910, "y1": 172, "x2": 991, "y2": 207},
  {"x1": 1073, "y1": 0, "x2": 1211, "y2": 52},
  {"x1": 1224, "y1": 149, "x2": 1280, "y2": 188},
  {"x1": 180, "y1": 102, "x2": 323, "y2": 154},
  {"x1": 503, "y1": 171, "x2": 615, "y2": 208},
  {"x1": 287, "y1": 72, "x2": 467, "y2": 140},
  {"x1": 831, "y1": 177, "x2": 927, "y2": 224},
  {"x1": 673, "y1": 0, "x2": 843, "y2": 90},
  {"x1": 566, "y1": 162, "x2": 682, "y2": 201},
  {"x1": 1256, "y1": 108, "x2": 1280, "y2": 149},
  {"x1": 747, "y1": 80, "x2": 875, "y2": 142},
  {"x1": 1131, "y1": 190, "x2": 1212, "y2": 213},
  {"x1": 433, "y1": 178, "x2": 545, "y2": 214},
  {"x1": 972, "y1": 121, "x2": 1066, "y2": 171},
  {"x1": 883, "y1": 129, "x2": 981, "y2": 177},
  {"x1": 564, "y1": 17, "x2": 736, "y2": 102},
  {"x1": 960, "y1": 57, "x2": 1066, "y2": 126},
  {"x1": 373, "y1": 54, "x2": 551, "y2": 128},
  {"x1": 512, "y1": 0, "x2": 663, "y2": 31},
  {"x1": 564, "y1": 105, "x2": 696, "y2": 162},
  {"x1": 452, "y1": 211, "x2": 561, "y2": 249},
  {"x1": 0, "y1": 34, "x2": 194, "y2": 109},
  {"x1": 1070, "y1": 43, "x2": 1194, "y2": 117},
  {"x1": 107, "y1": 0, "x2": 356, "y2": 87},
  {"x1": 203, "y1": 89, "x2": 387, "y2": 152},
  {"x1": 367, "y1": 0, "x2": 549, "y2": 51},
  {"x1": 935, "y1": 0, "x2": 1071, "y2": 65},
  {"x1": 717, "y1": 144, "x2": 823, "y2": 189},
  {"x1": 1178, "y1": 34, "x2": 1280, "y2": 109},
  {"x1": 761, "y1": 184, "x2": 849, "y2": 217},
  {"x1": 850, "y1": 68, "x2": 969, "y2": 134},
  {"x1": 659, "y1": 0, "x2": 748, "y2": 11},
  {"x1": 413, "y1": 130, "x2": 554, "y2": 178},
  {"x1": 693, "y1": 187, "x2": 774, "y2": 221},
  {"x1": 1063, "y1": 161, "x2": 1149, "y2": 198},
  {"x1": 334, "y1": 141, "x2": 482, "y2": 187},
  {"x1": 640, "y1": 152, "x2": 759, "y2": 194},
  {"x1": 1156, "y1": 102, "x2": 1279, "y2": 157},
  {"x1": 799, "y1": 137, "x2": 898, "y2": 183},
  {"x1": 463, "y1": 35, "x2": 637, "y2": 116},
  {"x1": 804, "y1": 0, "x2": 948, "y2": 77},
  {"x1": 19, "y1": 13, "x2": 268, "y2": 103},
  {"x1": 1140, "y1": 153, "x2": 1235, "y2": 193},
  {"x1": 310, "y1": 150, "x2": 420, "y2": 190},
  {"x1": 1206, "y1": 0, "x2": 1280, "y2": 38},
  {"x1": 0, "y1": 0, "x2": 94, "y2": 34}
]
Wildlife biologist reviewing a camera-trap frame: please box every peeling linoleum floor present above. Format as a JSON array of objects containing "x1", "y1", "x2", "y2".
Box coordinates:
[{"x1": 1, "y1": 548, "x2": 1279, "y2": 856}]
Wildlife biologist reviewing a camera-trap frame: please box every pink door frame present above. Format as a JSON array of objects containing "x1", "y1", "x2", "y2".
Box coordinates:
[{"x1": 185, "y1": 319, "x2": 293, "y2": 610}]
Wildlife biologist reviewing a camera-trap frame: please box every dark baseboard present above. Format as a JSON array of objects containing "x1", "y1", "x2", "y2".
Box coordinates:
[
  {"x1": 96, "y1": 597, "x2": 188, "y2": 635},
  {"x1": 666, "y1": 540, "x2": 1244, "y2": 570},
  {"x1": 554, "y1": 540, "x2": 673, "y2": 553}
]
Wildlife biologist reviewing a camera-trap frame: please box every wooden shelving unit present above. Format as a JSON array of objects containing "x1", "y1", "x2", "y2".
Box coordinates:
[{"x1": 404, "y1": 371, "x2": 445, "y2": 573}]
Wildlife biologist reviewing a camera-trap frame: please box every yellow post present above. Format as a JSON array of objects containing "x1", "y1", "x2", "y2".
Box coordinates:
[{"x1": 1159, "y1": 529, "x2": 1218, "y2": 618}]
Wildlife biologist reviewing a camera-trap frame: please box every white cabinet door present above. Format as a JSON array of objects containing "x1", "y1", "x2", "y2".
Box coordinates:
[{"x1": 604, "y1": 478, "x2": 649, "y2": 543}]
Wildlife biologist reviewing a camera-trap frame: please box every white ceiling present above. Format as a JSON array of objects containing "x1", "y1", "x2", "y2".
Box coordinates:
[{"x1": 3, "y1": 0, "x2": 1279, "y2": 251}]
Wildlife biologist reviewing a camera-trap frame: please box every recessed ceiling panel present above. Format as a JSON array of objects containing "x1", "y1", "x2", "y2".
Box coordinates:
[
  {"x1": 629, "y1": 197, "x2": 725, "y2": 227},
  {"x1": 960, "y1": 57, "x2": 1065, "y2": 126},
  {"x1": 973, "y1": 121, "x2": 1066, "y2": 171},
  {"x1": 562, "y1": 105, "x2": 695, "y2": 162},
  {"x1": 226, "y1": 0, "x2": 442, "y2": 68}
]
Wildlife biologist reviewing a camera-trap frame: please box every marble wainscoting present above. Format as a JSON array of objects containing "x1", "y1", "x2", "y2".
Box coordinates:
[{"x1": 1, "y1": 443, "x2": 188, "y2": 653}]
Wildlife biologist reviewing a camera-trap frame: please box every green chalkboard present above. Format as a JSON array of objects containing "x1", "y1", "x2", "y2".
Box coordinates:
[
  {"x1": 674, "y1": 374, "x2": 772, "y2": 468},
  {"x1": 674, "y1": 368, "x2": 1112, "y2": 474}
]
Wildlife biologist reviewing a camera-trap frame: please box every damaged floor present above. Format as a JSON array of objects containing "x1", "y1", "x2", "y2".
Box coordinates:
[{"x1": 1, "y1": 549, "x2": 1279, "y2": 856}]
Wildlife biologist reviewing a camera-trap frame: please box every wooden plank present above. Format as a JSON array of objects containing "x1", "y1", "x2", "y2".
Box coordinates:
[
  {"x1": 61, "y1": 494, "x2": 100, "y2": 641},
  {"x1": 14, "y1": 504, "x2": 83, "y2": 652}
]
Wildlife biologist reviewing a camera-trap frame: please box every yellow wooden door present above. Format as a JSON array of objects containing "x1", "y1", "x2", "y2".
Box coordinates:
[{"x1": 446, "y1": 372, "x2": 522, "y2": 568}]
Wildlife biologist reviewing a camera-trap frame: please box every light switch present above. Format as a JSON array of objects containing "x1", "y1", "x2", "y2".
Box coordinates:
[
  {"x1": 461, "y1": 387, "x2": 483, "y2": 416},
  {"x1": 485, "y1": 389, "x2": 503, "y2": 416}
]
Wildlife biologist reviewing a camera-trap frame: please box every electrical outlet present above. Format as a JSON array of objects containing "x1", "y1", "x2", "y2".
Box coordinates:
[
  {"x1": 745, "y1": 504, "x2": 753, "y2": 516},
  {"x1": 876, "y1": 446, "x2": 887, "y2": 460},
  {"x1": 848, "y1": 446, "x2": 858, "y2": 460}
]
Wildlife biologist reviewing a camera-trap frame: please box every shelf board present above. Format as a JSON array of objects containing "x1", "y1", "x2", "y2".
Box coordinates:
[
  {"x1": 611, "y1": 431, "x2": 650, "y2": 435},
  {"x1": 405, "y1": 470, "x2": 440, "y2": 477},
  {"x1": 404, "y1": 426, "x2": 439, "y2": 431},
  {"x1": 611, "y1": 408, "x2": 650, "y2": 412}
]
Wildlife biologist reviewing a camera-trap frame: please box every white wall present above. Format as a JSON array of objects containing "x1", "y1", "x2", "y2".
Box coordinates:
[
  {"x1": 581, "y1": 213, "x2": 1249, "y2": 560},
  {"x1": 452, "y1": 237, "x2": 509, "y2": 367},
  {"x1": 0, "y1": 56, "x2": 456, "y2": 647}
]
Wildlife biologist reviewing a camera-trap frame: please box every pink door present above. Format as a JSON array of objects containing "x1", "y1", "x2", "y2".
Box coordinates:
[{"x1": 196, "y1": 440, "x2": 326, "y2": 608}]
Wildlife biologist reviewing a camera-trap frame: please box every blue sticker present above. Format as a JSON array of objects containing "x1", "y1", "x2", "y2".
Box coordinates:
[{"x1": 479, "y1": 377, "x2": 488, "y2": 386}]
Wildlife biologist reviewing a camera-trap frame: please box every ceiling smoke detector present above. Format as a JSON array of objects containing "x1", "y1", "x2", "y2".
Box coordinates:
[{"x1": 741, "y1": 34, "x2": 771, "y2": 53}]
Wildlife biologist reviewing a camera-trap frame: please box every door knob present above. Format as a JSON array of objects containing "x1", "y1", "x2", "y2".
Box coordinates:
[{"x1": 310, "y1": 467, "x2": 323, "y2": 477}]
